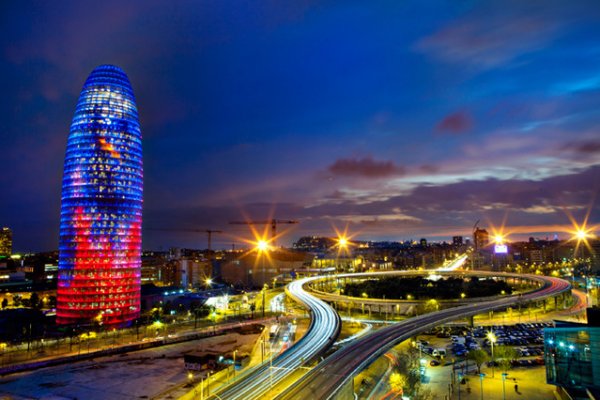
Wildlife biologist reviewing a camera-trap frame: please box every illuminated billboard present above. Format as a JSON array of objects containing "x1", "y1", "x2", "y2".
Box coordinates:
[{"x1": 494, "y1": 244, "x2": 508, "y2": 254}]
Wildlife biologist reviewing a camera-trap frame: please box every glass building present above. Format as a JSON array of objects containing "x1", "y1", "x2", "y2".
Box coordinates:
[
  {"x1": 544, "y1": 314, "x2": 600, "y2": 394},
  {"x1": 57, "y1": 65, "x2": 143, "y2": 326}
]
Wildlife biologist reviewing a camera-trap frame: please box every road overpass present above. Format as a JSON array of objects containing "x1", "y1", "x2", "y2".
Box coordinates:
[
  {"x1": 309, "y1": 270, "x2": 564, "y2": 315},
  {"x1": 276, "y1": 273, "x2": 570, "y2": 400}
]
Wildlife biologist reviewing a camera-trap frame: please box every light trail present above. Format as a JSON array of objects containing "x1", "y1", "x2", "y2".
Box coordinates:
[
  {"x1": 436, "y1": 254, "x2": 469, "y2": 271},
  {"x1": 335, "y1": 319, "x2": 373, "y2": 346},
  {"x1": 209, "y1": 277, "x2": 341, "y2": 400}
]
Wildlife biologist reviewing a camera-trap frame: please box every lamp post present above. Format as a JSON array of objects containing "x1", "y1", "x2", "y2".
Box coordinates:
[
  {"x1": 487, "y1": 331, "x2": 496, "y2": 378},
  {"x1": 573, "y1": 228, "x2": 593, "y2": 305},
  {"x1": 479, "y1": 373, "x2": 486, "y2": 400},
  {"x1": 232, "y1": 349, "x2": 238, "y2": 382},
  {"x1": 206, "y1": 371, "x2": 212, "y2": 397},
  {"x1": 200, "y1": 375, "x2": 204, "y2": 400},
  {"x1": 256, "y1": 239, "x2": 269, "y2": 292},
  {"x1": 261, "y1": 284, "x2": 268, "y2": 318},
  {"x1": 502, "y1": 372, "x2": 508, "y2": 400},
  {"x1": 269, "y1": 341, "x2": 273, "y2": 388},
  {"x1": 337, "y1": 236, "x2": 348, "y2": 272}
]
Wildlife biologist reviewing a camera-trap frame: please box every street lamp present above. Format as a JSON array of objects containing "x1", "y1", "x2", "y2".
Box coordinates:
[
  {"x1": 261, "y1": 284, "x2": 268, "y2": 318},
  {"x1": 256, "y1": 239, "x2": 270, "y2": 293},
  {"x1": 487, "y1": 331, "x2": 496, "y2": 378},
  {"x1": 269, "y1": 341, "x2": 273, "y2": 388},
  {"x1": 571, "y1": 226, "x2": 595, "y2": 305},
  {"x1": 479, "y1": 373, "x2": 486, "y2": 400},
  {"x1": 257, "y1": 240, "x2": 269, "y2": 252},
  {"x1": 232, "y1": 349, "x2": 238, "y2": 382},
  {"x1": 502, "y1": 372, "x2": 508, "y2": 400}
]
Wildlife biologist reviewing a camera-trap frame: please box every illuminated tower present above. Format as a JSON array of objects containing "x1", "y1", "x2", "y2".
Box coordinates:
[{"x1": 57, "y1": 65, "x2": 143, "y2": 326}]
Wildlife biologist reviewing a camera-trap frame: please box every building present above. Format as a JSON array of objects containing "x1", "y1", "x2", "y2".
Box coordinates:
[
  {"x1": 473, "y1": 228, "x2": 489, "y2": 251},
  {"x1": 452, "y1": 236, "x2": 463, "y2": 246},
  {"x1": 175, "y1": 258, "x2": 212, "y2": 288},
  {"x1": 221, "y1": 250, "x2": 309, "y2": 288},
  {"x1": 544, "y1": 308, "x2": 600, "y2": 399},
  {"x1": 57, "y1": 65, "x2": 143, "y2": 326},
  {"x1": 0, "y1": 228, "x2": 12, "y2": 257}
]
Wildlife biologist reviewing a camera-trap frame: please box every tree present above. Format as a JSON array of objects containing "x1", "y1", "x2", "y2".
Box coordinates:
[
  {"x1": 30, "y1": 293, "x2": 40, "y2": 310},
  {"x1": 1, "y1": 298, "x2": 7, "y2": 308},
  {"x1": 12, "y1": 295, "x2": 22, "y2": 307},
  {"x1": 495, "y1": 346, "x2": 518, "y2": 372},
  {"x1": 467, "y1": 349, "x2": 490, "y2": 374},
  {"x1": 389, "y1": 372, "x2": 407, "y2": 393}
]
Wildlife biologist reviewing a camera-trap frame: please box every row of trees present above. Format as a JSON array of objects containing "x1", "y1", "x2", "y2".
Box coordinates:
[
  {"x1": 0, "y1": 294, "x2": 56, "y2": 309},
  {"x1": 387, "y1": 345, "x2": 520, "y2": 398},
  {"x1": 344, "y1": 276, "x2": 513, "y2": 300}
]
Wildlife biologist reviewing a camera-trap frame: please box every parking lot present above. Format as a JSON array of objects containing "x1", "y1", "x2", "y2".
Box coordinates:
[
  {"x1": 416, "y1": 322, "x2": 550, "y2": 366},
  {"x1": 413, "y1": 322, "x2": 556, "y2": 399}
]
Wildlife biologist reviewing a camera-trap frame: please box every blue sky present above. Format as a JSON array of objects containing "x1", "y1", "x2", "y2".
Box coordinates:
[{"x1": 1, "y1": 1, "x2": 599, "y2": 251}]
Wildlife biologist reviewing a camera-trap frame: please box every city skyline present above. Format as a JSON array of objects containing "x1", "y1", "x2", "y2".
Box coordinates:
[{"x1": 1, "y1": 1, "x2": 599, "y2": 251}]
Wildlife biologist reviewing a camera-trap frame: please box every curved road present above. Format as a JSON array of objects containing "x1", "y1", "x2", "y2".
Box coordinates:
[
  {"x1": 277, "y1": 273, "x2": 570, "y2": 400},
  {"x1": 211, "y1": 277, "x2": 341, "y2": 400}
]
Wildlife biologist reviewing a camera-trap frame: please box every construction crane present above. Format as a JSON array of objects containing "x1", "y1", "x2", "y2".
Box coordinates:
[
  {"x1": 148, "y1": 228, "x2": 223, "y2": 260},
  {"x1": 229, "y1": 219, "x2": 299, "y2": 246}
]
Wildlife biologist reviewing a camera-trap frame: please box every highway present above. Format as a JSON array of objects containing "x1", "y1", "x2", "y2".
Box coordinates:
[
  {"x1": 211, "y1": 277, "x2": 341, "y2": 400},
  {"x1": 277, "y1": 273, "x2": 570, "y2": 400}
]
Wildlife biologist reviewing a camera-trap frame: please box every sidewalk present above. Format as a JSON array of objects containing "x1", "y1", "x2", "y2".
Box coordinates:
[{"x1": 426, "y1": 363, "x2": 556, "y2": 400}]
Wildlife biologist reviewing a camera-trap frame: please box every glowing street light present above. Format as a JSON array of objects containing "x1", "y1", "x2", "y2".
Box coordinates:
[
  {"x1": 257, "y1": 240, "x2": 269, "y2": 252},
  {"x1": 575, "y1": 229, "x2": 589, "y2": 241},
  {"x1": 569, "y1": 222, "x2": 597, "y2": 303},
  {"x1": 205, "y1": 278, "x2": 213, "y2": 287},
  {"x1": 254, "y1": 238, "x2": 271, "y2": 290},
  {"x1": 493, "y1": 234, "x2": 504, "y2": 244}
]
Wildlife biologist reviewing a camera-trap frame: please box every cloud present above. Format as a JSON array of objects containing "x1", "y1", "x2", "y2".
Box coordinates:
[
  {"x1": 562, "y1": 139, "x2": 600, "y2": 154},
  {"x1": 327, "y1": 156, "x2": 405, "y2": 178},
  {"x1": 436, "y1": 110, "x2": 473, "y2": 134},
  {"x1": 415, "y1": 3, "x2": 564, "y2": 69},
  {"x1": 419, "y1": 164, "x2": 440, "y2": 174},
  {"x1": 141, "y1": 165, "x2": 600, "y2": 248}
]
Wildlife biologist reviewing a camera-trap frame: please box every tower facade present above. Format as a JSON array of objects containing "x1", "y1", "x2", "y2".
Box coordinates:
[
  {"x1": 0, "y1": 227, "x2": 12, "y2": 256},
  {"x1": 58, "y1": 65, "x2": 143, "y2": 326}
]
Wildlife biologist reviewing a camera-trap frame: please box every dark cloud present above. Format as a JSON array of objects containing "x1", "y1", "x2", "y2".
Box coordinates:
[
  {"x1": 562, "y1": 139, "x2": 600, "y2": 154},
  {"x1": 436, "y1": 110, "x2": 473, "y2": 134},
  {"x1": 327, "y1": 156, "x2": 405, "y2": 178},
  {"x1": 141, "y1": 165, "x2": 600, "y2": 248}
]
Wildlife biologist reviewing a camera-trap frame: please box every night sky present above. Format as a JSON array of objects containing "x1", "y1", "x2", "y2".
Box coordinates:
[{"x1": 2, "y1": 1, "x2": 599, "y2": 252}]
